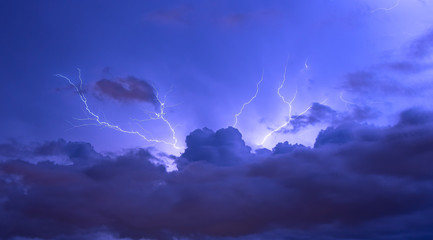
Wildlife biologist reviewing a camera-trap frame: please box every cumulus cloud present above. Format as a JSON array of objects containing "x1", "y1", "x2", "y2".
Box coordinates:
[
  {"x1": 1, "y1": 109, "x2": 433, "y2": 239},
  {"x1": 94, "y1": 76, "x2": 157, "y2": 105},
  {"x1": 179, "y1": 127, "x2": 252, "y2": 166}
]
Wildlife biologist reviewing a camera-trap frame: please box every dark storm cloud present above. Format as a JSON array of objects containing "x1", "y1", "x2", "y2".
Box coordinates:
[
  {"x1": 283, "y1": 103, "x2": 380, "y2": 133},
  {"x1": 0, "y1": 139, "x2": 28, "y2": 159},
  {"x1": 1, "y1": 109, "x2": 433, "y2": 239},
  {"x1": 94, "y1": 76, "x2": 157, "y2": 105},
  {"x1": 379, "y1": 61, "x2": 429, "y2": 74},
  {"x1": 342, "y1": 71, "x2": 418, "y2": 95},
  {"x1": 0, "y1": 139, "x2": 104, "y2": 167},
  {"x1": 337, "y1": 28, "x2": 433, "y2": 104},
  {"x1": 179, "y1": 127, "x2": 252, "y2": 166},
  {"x1": 287, "y1": 103, "x2": 338, "y2": 133},
  {"x1": 410, "y1": 27, "x2": 433, "y2": 58}
]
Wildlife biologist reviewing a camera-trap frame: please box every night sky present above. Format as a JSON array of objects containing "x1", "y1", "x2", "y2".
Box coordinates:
[{"x1": 1, "y1": 0, "x2": 433, "y2": 239}]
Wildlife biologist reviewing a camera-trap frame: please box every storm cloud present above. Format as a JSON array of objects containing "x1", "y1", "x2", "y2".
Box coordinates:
[
  {"x1": 94, "y1": 76, "x2": 157, "y2": 105},
  {"x1": 410, "y1": 27, "x2": 433, "y2": 58},
  {"x1": 282, "y1": 103, "x2": 380, "y2": 134},
  {"x1": 1, "y1": 108, "x2": 433, "y2": 240}
]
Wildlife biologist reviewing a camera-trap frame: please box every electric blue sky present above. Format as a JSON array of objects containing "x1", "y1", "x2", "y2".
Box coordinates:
[
  {"x1": 2, "y1": 0, "x2": 433, "y2": 239},
  {"x1": 1, "y1": 0, "x2": 432, "y2": 154}
]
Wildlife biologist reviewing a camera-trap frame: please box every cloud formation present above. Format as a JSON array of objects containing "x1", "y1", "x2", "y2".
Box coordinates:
[
  {"x1": 410, "y1": 27, "x2": 433, "y2": 58},
  {"x1": 342, "y1": 71, "x2": 418, "y2": 96},
  {"x1": 179, "y1": 127, "x2": 252, "y2": 166},
  {"x1": 94, "y1": 76, "x2": 157, "y2": 105},
  {"x1": 1, "y1": 108, "x2": 433, "y2": 239},
  {"x1": 282, "y1": 103, "x2": 379, "y2": 134}
]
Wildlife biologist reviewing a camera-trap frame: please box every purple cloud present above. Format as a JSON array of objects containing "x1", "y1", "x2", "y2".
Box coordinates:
[
  {"x1": 94, "y1": 76, "x2": 157, "y2": 105},
  {"x1": 410, "y1": 27, "x2": 433, "y2": 58},
  {"x1": 1, "y1": 109, "x2": 433, "y2": 239}
]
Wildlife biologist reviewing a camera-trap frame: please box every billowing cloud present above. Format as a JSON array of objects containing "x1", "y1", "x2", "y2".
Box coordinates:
[
  {"x1": 1, "y1": 109, "x2": 433, "y2": 239},
  {"x1": 94, "y1": 76, "x2": 157, "y2": 105},
  {"x1": 179, "y1": 127, "x2": 252, "y2": 166}
]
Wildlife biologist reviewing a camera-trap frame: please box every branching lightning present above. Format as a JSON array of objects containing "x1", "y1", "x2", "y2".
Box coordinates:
[
  {"x1": 260, "y1": 92, "x2": 296, "y2": 146},
  {"x1": 233, "y1": 70, "x2": 264, "y2": 128},
  {"x1": 370, "y1": 0, "x2": 401, "y2": 13},
  {"x1": 260, "y1": 63, "x2": 327, "y2": 146},
  {"x1": 135, "y1": 91, "x2": 179, "y2": 148},
  {"x1": 56, "y1": 69, "x2": 181, "y2": 150},
  {"x1": 277, "y1": 64, "x2": 295, "y2": 106}
]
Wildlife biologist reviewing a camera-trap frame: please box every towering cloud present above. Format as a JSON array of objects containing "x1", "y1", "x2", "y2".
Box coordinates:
[{"x1": 1, "y1": 108, "x2": 433, "y2": 239}]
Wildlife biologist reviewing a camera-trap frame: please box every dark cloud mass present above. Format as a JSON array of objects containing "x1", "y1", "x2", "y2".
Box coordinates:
[
  {"x1": 342, "y1": 71, "x2": 418, "y2": 96},
  {"x1": 410, "y1": 27, "x2": 433, "y2": 58},
  {"x1": 180, "y1": 127, "x2": 252, "y2": 166},
  {"x1": 1, "y1": 108, "x2": 433, "y2": 239},
  {"x1": 94, "y1": 76, "x2": 157, "y2": 105},
  {"x1": 284, "y1": 103, "x2": 380, "y2": 134}
]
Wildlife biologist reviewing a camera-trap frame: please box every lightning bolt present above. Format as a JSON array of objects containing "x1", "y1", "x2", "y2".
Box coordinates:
[
  {"x1": 277, "y1": 64, "x2": 294, "y2": 106},
  {"x1": 260, "y1": 63, "x2": 327, "y2": 146},
  {"x1": 339, "y1": 91, "x2": 356, "y2": 110},
  {"x1": 233, "y1": 70, "x2": 264, "y2": 128},
  {"x1": 56, "y1": 69, "x2": 181, "y2": 150},
  {"x1": 134, "y1": 91, "x2": 179, "y2": 148},
  {"x1": 370, "y1": 0, "x2": 400, "y2": 13}
]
